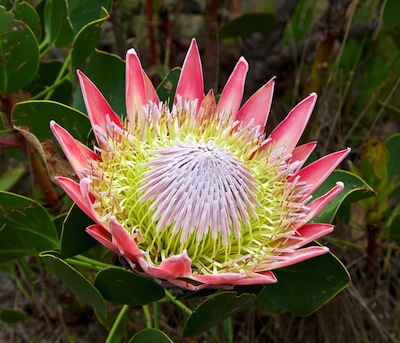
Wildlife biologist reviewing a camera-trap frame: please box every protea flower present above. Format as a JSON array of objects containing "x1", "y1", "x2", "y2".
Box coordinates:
[{"x1": 51, "y1": 39, "x2": 350, "y2": 290}]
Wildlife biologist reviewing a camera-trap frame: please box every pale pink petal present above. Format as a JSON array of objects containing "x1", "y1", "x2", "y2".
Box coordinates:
[
  {"x1": 268, "y1": 93, "x2": 317, "y2": 154},
  {"x1": 291, "y1": 148, "x2": 350, "y2": 195},
  {"x1": 233, "y1": 271, "x2": 278, "y2": 285},
  {"x1": 216, "y1": 57, "x2": 248, "y2": 119},
  {"x1": 200, "y1": 89, "x2": 216, "y2": 119},
  {"x1": 86, "y1": 224, "x2": 120, "y2": 254},
  {"x1": 191, "y1": 272, "x2": 246, "y2": 285},
  {"x1": 291, "y1": 141, "x2": 317, "y2": 166},
  {"x1": 175, "y1": 38, "x2": 203, "y2": 112},
  {"x1": 77, "y1": 70, "x2": 122, "y2": 143},
  {"x1": 269, "y1": 246, "x2": 329, "y2": 270},
  {"x1": 126, "y1": 49, "x2": 147, "y2": 127},
  {"x1": 138, "y1": 251, "x2": 192, "y2": 280},
  {"x1": 277, "y1": 223, "x2": 334, "y2": 250},
  {"x1": 109, "y1": 216, "x2": 143, "y2": 259},
  {"x1": 300, "y1": 181, "x2": 345, "y2": 225},
  {"x1": 158, "y1": 251, "x2": 192, "y2": 277},
  {"x1": 236, "y1": 78, "x2": 275, "y2": 130},
  {"x1": 55, "y1": 177, "x2": 97, "y2": 223},
  {"x1": 50, "y1": 121, "x2": 99, "y2": 178}
]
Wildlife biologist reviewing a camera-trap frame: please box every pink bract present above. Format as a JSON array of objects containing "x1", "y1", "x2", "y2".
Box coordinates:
[{"x1": 51, "y1": 39, "x2": 350, "y2": 290}]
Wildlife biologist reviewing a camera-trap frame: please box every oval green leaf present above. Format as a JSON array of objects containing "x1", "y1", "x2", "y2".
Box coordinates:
[
  {"x1": 129, "y1": 329, "x2": 173, "y2": 343},
  {"x1": 71, "y1": 8, "x2": 109, "y2": 68},
  {"x1": 0, "y1": 7, "x2": 39, "y2": 95},
  {"x1": 12, "y1": 100, "x2": 91, "y2": 145},
  {"x1": 12, "y1": 1, "x2": 42, "y2": 41},
  {"x1": 43, "y1": 0, "x2": 73, "y2": 47},
  {"x1": 0, "y1": 191, "x2": 59, "y2": 262},
  {"x1": 94, "y1": 267, "x2": 165, "y2": 306},
  {"x1": 61, "y1": 204, "x2": 98, "y2": 259},
  {"x1": 73, "y1": 50, "x2": 125, "y2": 116},
  {"x1": 40, "y1": 252, "x2": 107, "y2": 317},
  {"x1": 256, "y1": 251, "x2": 350, "y2": 316},
  {"x1": 183, "y1": 291, "x2": 256, "y2": 337},
  {"x1": 312, "y1": 170, "x2": 375, "y2": 224}
]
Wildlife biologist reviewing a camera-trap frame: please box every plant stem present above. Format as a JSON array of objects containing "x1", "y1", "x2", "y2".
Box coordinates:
[
  {"x1": 143, "y1": 304, "x2": 152, "y2": 328},
  {"x1": 153, "y1": 302, "x2": 159, "y2": 330},
  {"x1": 164, "y1": 290, "x2": 192, "y2": 315},
  {"x1": 105, "y1": 305, "x2": 129, "y2": 343}
]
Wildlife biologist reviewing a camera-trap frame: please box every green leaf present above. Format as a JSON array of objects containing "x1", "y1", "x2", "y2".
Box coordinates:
[
  {"x1": 40, "y1": 252, "x2": 107, "y2": 317},
  {"x1": 219, "y1": 12, "x2": 276, "y2": 39},
  {"x1": 183, "y1": 291, "x2": 256, "y2": 337},
  {"x1": 0, "y1": 6, "x2": 39, "y2": 96},
  {"x1": 129, "y1": 329, "x2": 173, "y2": 343},
  {"x1": 11, "y1": 1, "x2": 42, "y2": 41},
  {"x1": 71, "y1": 8, "x2": 109, "y2": 68},
  {"x1": 312, "y1": 170, "x2": 375, "y2": 224},
  {"x1": 385, "y1": 133, "x2": 400, "y2": 181},
  {"x1": 12, "y1": 100, "x2": 91, "y2": 145},
  {"x1": 256, "y1": 252, "x2": 350, "y2": 316},
  {"x1": 0, "y1": 165, "x2": 24, "y2": 191},
  {"x1": 94, "y1": 267, "x2": 165, "y2": 305},
  {"x1": 67, "y1": 0, "x2": 110, "y2": 34},
  {"x1": 156, "y1": 67, "x2": 181, "y2": 110},
  {"x1": 0, "y1": 308, "x2": 28, "y2": 323},
  {"x1": 43, "y1": 0, "x2": 73, "y2": 47},
  {"x1": 73, "y1": 50, "x2": 125, "y2": 116},
  {"x1": 0, "y1": 191, "x2": 59, "y2": 262},
  {"x1": 382, "y1": 0, "x2": 400, "y2": 33},
  {"x1": 61, "y1": 204, "x2": 98, "y2": 259}
]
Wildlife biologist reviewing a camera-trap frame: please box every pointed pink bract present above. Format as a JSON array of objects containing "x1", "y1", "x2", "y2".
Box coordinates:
[
  {"x1": 77, "y1": 71, "x2": 122, "y2": 144},
  {"x1": 175, "y1": 39, "x2": 203, "y2": 113},
  {"x1": 268, "y1": 93, "x2": 317, "y2": 154},
  {"x1": 217, "y1": 57, "x2": 248, "y2": 119},
  {"x1": 236, "y1": 78, "x2": 275, "y2": 130}
]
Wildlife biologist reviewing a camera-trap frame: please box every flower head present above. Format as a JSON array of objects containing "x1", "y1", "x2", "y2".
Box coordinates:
[{"x1": 51, "y1": 39, "x2": 350, "y2": 290}]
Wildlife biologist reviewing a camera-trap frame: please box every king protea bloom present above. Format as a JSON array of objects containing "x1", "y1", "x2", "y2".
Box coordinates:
[{"x1": 51, "y1": 39, "x2": 349, "y2": 290}]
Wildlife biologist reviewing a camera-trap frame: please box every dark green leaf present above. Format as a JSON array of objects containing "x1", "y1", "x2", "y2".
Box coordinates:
[
  {"x1": 382, "y1": 0, "x2": 400, "y2": 33},
  {"x1": 12, "y1": 100, "x2": 91, "y2": 145},
  {"x1": 0, "y1": 191, "x2": 59, "y2": 262},
  {"x1": 156, "y1": 67, "x2": 181, "y2": 109},
  {"x1": 219, "y1": 12, "x2": 277, "y2": 39},
  {"x1": 95, "y1": 267, "x2": 165, "y2": 305},
  {"x1": 129, "y1": 329, "x2": 173, "y2": 343},
  {"x1": 73, "y1": 50, "x2": 125, "y2": 116},
  {"x1": 256, "y1": 252, "x2": 350, "y2": 316},
  {"x1": 67, "y1": 0, "x2": 110, "y2": 34},
  {"x1": 40, "y1": 252, "x2": 107, "y2": 317},
  {"x1": 183, "y1": 291, "x2": 256, "y2": 336},
  {"x1": 0, "y1": 308, "x2": 28, "y2": 323},
  {"x1": 385, "y1": 133, "x2": 400, "y2": 181},
  {"x1": 61, "y1": 204, "x2": 98, "y2": 259},
  {"x1": 0, "y1": 7, "x2": 39, "y2": 96},
  {"x1": 312, "y1": 170, "x2": 375, "y2": 224},
  {"x1": 12, "y1": 1, "x2": 42, "y2": 41},
  {"x1": 43, "y1": 0, "x2": 73, "y2": 47},
  {"x1": 71, "y1": 8, "x2": 109, "y2": 68}
]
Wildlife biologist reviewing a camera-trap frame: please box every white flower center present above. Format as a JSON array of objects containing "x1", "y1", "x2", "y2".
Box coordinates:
[{"x1": 138, "y1": 141, "x2": 260, "y2": 245}]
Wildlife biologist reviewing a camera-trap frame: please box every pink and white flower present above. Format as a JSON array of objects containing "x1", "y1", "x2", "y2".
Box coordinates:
[{"x1": 51, "y1": 39, "x2": 350, "y2": 290}]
